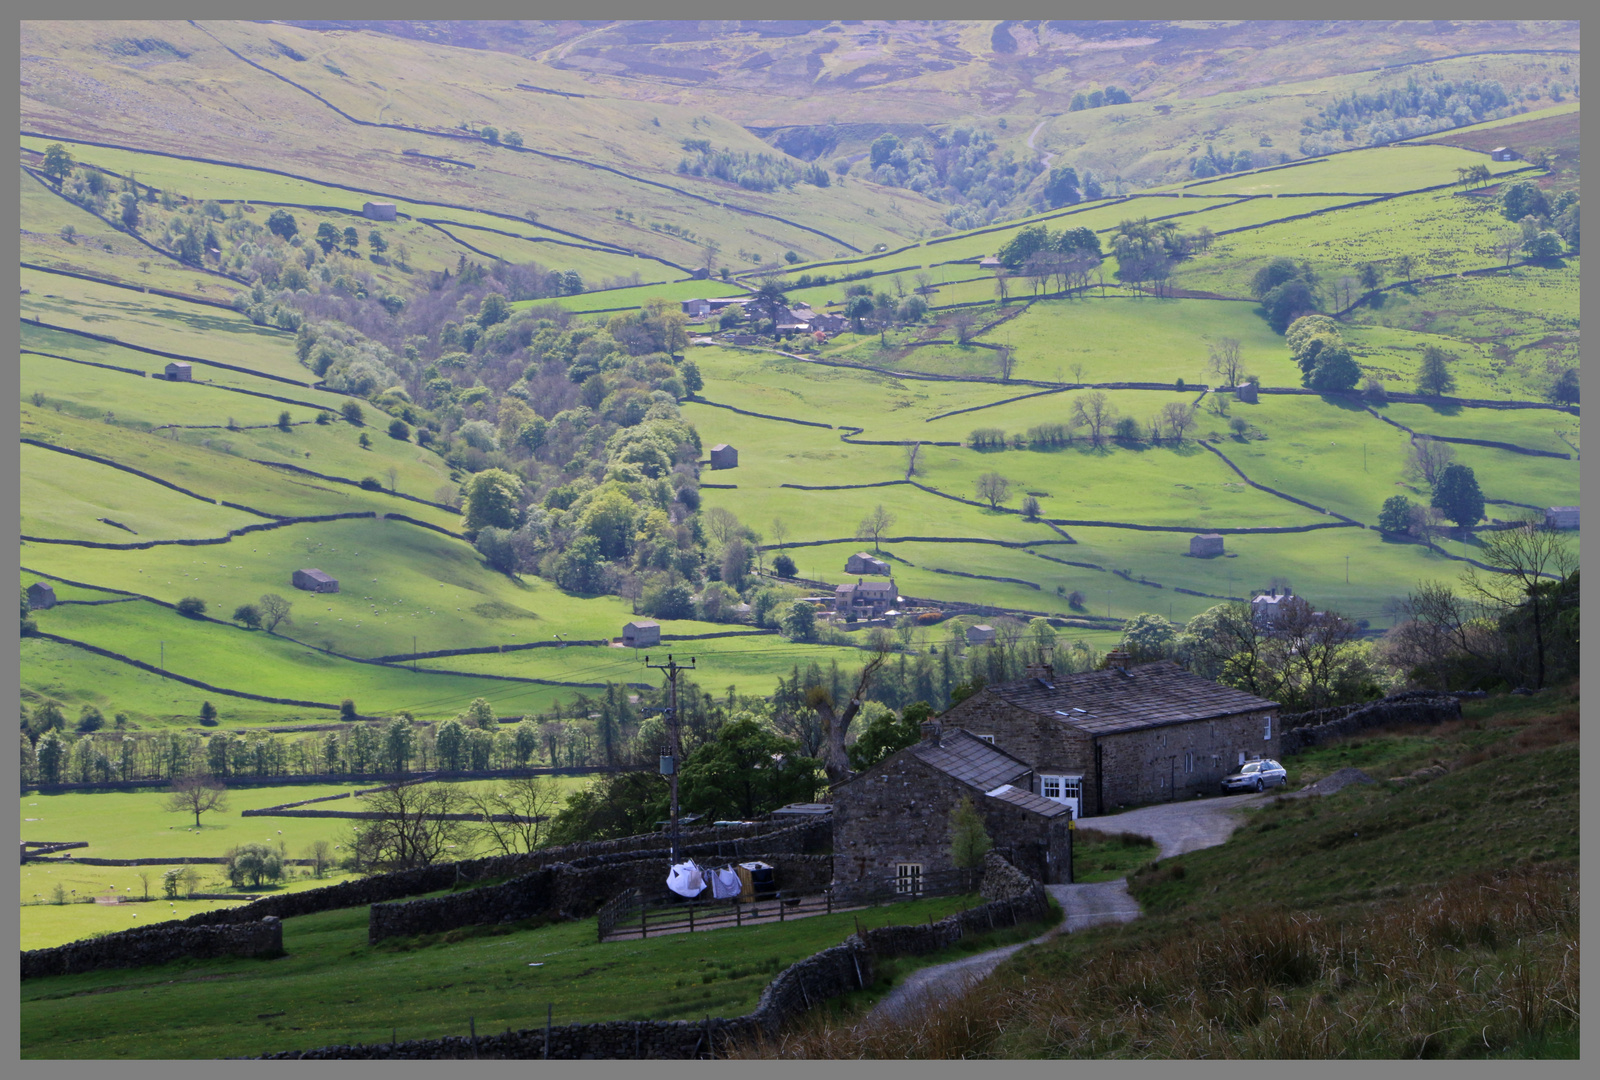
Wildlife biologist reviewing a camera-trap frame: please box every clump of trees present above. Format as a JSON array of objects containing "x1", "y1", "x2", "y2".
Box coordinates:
[
  {"x1": 1285, "y1": 315, "x2": 1360, "y2": 392},
  {"x1": 1253, "y1": 259, "x2": 1322, "y2": 333}
]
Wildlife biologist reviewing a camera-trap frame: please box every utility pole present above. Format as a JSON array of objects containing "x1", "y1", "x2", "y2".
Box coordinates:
[{"x1": 644, "y1": 653, "x2": 696, "y2": 861}]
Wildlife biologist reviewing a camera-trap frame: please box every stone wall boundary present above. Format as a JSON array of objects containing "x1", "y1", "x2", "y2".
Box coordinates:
[
  {"x1": 1279, "y1": 691, "x2": 1462, "y2": 757},
  {"x1": 22, "y1": 918, "x2": 283, "y2": 979}
]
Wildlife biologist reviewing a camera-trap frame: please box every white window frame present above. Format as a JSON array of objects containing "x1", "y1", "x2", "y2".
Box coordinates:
[
  {"x1": 1265, "y1": 714, "x2": 1272, "y2": 740},
  {"x1": 1239, "y1": 750, "x2": 1247, "y2": 766},
  {"x1": 1184, "y1": 750, "x2": 1193, "y2": 774},
  {"x1": 894, "y1": 863, "x2": 923, "y2": 896},
  {"x1": 1041, "y1": 776, "x2": 1062, "y2": 800},
  {"x1": 976, "y1": 734, "x2": 995, "y2": 744}
]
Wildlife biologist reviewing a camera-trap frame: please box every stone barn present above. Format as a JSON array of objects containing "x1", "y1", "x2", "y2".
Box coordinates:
[
  {"x1": 26, "y1": 582, "x2": 57, "y2": 610},
  {"x1": 681, "y1": 298, "x2": 712, "y2": 318},
  {"x1": 362, "y1": 202, "x2": 398, "y2": 221},
  {"x1": 831, "y1": 724, "x2": 1073, "y2": 887},
  {"x1": 846, "y1": 552, "x2": 892, "y2": 576},
  {"x1": 709, "y1": 444, "x2": 738, "y2": 470},
  {"x1": 1544, "y1": 506, "x2": 1579, "y2": 530},
  {"x1": 1189, "y1": 533, "x2": 1225, "y2": 558},
  {"x1": 1489, "y1": 147, "x2": 1519, "y2": 162},
  {"x1": 934, "y1": 656, "x2": 1280, "y2": 817},
  {"x1": 291, "y1": 568, "x2": 339, "y2": 593},
  {"x1": 966, "y1": 624, "x2": 997, "y2": 646},
  {"x1": 622, "y1": 620, "x2": 660, "y2": 648},
  {"x1": 165, "y1": 361, "x2": 193, "y2": 382},
  {"x1": 1234, "y1": 381, "x2": 1258, "y2": 404}
]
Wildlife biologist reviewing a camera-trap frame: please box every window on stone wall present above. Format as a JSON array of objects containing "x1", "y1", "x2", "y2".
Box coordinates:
[
  {"x1": 977, "y1": 734, "x2": 995, "y2": 744},
  {"x1": 894, "y1": 863, "x2": 923, "y2": 895},
  {"x1": 1184, "y1": 750, "x2": 1193, "y2": 773},
  {"x1": 1042, "y1": 776, "x2": 1061, "y2": 799},
  {"x1": 1265, "y1": 714, "x2": 1272, "y2": 740}
]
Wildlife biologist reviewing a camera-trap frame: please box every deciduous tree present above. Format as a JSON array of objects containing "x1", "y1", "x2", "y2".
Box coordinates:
[{"x1": 165, "y1": 776, "x2": 229, "y2": 828}]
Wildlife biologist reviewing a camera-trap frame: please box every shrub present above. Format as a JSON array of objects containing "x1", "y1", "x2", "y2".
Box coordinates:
[
  {"x1": 176, "y1": 597, "x2": 207, "y2": 617},
  {"x1": 772, "y1": 553, "x2": 797, "y2": 578},
  {"x1": 339, "y1": 699, "x2": 358, "y2": 722},
  {"x1": 359, "y1": 476, "x2": 383, "y2": 491},
  {"x1": 232, "y1": 603, "x2": 262, "y2": 629},
  {"x1": 340, "y1": 401, "x2": 364, "y2": 425},
  {"x1": 388, "y1": 418, "x2": 410, "y2": 441}
]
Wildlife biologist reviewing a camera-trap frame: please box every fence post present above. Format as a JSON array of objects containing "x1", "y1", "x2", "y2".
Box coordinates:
[
  {"x1": 735, "y1": 901, "x2": 741, "y2": 928},
  {"x1": 689, "y1": 903, "x2": 695, "y2": 933},
  {"x1": 641, "y1": 907, "x2": 647, "y2": 939}
]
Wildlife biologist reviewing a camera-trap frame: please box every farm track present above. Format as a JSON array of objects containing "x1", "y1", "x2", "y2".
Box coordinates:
[{"x1": 185, "y1": 21, "x2": 864, "y2": 254}]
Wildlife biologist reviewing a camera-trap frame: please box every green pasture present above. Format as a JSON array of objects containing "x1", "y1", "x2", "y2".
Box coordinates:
[
  {"x1": 20, "y1": 894, "x2": 261, "y2": 952},
  {"x1": 21, "y1": 444, "x2": 262, "y2": 543},
  {"x1": 21, "y1": 406, "x2": 454, "y2": 526},
  {"x1": 20, "y1": 266, "x2": 309, "y2": 383},
  {"x1": 19, "y1": 889, "x2": 999, "y2": 1058},
  {"x1": 1180, "y1": 144, "x2": 1527, "y2": 196},
  {"x1": 528, "y1": 277, "x2": 745, "y2": 314},
  {"x1": 1378, "y1": 402, "x2": 1576, "y2": 458},
  {"x1": 424, "y1": 220, "x2": 652, "y2": 283}
]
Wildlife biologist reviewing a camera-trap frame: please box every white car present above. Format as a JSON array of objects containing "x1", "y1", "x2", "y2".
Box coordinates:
[{"x1": 1220, "y1": 758, "x2": 1287, "y2": 793}]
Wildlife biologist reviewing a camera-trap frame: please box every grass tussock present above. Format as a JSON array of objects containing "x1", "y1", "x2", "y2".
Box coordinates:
[{"x1": 739, "y1": 862, "x2": 1578, "y2": 1059}]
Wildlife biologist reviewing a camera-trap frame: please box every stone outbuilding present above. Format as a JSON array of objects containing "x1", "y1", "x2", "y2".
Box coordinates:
[
  {"x1": 1189, "y1": 533, "x2": 1225, "y2": 558},
  {"x1": 834, "y1": 578, "x2": 896, "y2": 619},
  {"x1": 291, "y1": 568, "x2": 339, "y2": 593},
  {"x1": 165, "y1": 361, "x2": 193, "y2": 382},
  {"x1": 26, "y1": 582, "x2": 57, "y2": 610},
  {"x1": 966, "y1": 624, "x2": 997, "y2": 646},
  {"x1": 622, "y1": 620, "x2": 660, "y2": 648},
  {"x1": 1234, "y1": 381, "x2": 1258, "y2": 404},
  {"x1": 1489, "y1": 147, "x2": 1519, "y2": 162},
  {"x1": 846, "y1": 551, "x2": 892, "y2": 576},
  {"x1": 934, "y1": 657, "x2": 1280, "y2": 817},
  {"x1": 681, "y1": 298, "x2": 712, "y2": 318},
  {"x1": 1544, "y1": 506, "x2": 1579, "y2": 530},
  {"x1": 362, "y1": 201, "x2": 398, "y2": 221},
  {"x1": 709, "y1": 444, "x2": 738, "y2": 470},
  {"x1": 831, "y1": 725, "x2": 1073, "y2": 887}
]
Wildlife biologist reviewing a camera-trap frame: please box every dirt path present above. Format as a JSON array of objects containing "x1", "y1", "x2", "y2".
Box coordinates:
[
  {"x1": 867, "y1": 792, "x2": 1273, "y2": 1021},
  {"x1": 1027, "y1": 118, "x2": 1055, "y2": 169}
]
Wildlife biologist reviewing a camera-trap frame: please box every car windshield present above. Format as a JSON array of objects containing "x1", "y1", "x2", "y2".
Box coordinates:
[
  {"x1": 1266, "y1": 760, "x2": 1281, "y2": 770},
  {"x1": 1241, "y1": 763, "x2": 1259, "y2": 773}
]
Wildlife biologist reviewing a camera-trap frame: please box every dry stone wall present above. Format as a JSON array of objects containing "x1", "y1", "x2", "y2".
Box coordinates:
[
  {"x1": 22, "y1": 918, "x2": 282, "y2": 979},
  {"x1": 1279, "y1": 692, "x2": 1461, "y2": 757}
]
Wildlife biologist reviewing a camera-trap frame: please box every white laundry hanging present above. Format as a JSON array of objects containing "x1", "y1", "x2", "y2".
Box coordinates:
[
  {"x1": 710, "y1": 867, "x2": 742, "y2": 900},
  {"x1": 666, "y1": 861, "x2": 706, "y2": 898}
]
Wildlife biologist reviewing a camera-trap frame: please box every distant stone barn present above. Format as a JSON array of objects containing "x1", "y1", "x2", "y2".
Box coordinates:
[
  {"x1": 362, "y1": 202, "x2": 398, "y2": 221},
  {"x1": 622, "y1": 620, "x2": 660, "y2": 648},
  {"x1": 165, "y1": 361, "x2": 192, "y2": 382},
  {"x1": 1189, "y1": 533, "x2": 1225, "y2": 558},
  {"x1": 709, "y1": 444, "x2": 738, "y2": 470},
  {"x1": 292, "y1": 568, "x2": 339, "y2": 593},
  {"x1": 935, "y1": 657, "x2": 1280, "y2": 817},
  {"x1": 26, "y1": 582, "x2": 57, "y2": 610},
  {"x1": 831, "y1": 725, "x2": 1073, "y2": 887}
]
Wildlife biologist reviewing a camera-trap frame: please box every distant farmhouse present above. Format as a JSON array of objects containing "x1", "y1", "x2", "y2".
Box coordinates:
[
  {"x1": 846, "y1": 551, "x2": 892, "y2": 576},
  {"x1": 622, "y1": 620, "x2": 660, "y2": 648},
  {"x1": 1189, "y1": 533, "x2": 1225, "y2": 558},
  {"x1": 831, "y1": 724, "x2": 1074, "y2": 887},
  {"x1": 935, "y1": 654, "x2": 1281, "y2": 817},
  {"x1": 1545, "y1": 506, "x2": 1579, "y2": 530},
  {"x1": 26, "y1": 582, "x2": 57, "y2": 610},
  {"x1": 292, "y1": 568, "x2": 339, "y2": 593},
  {"x1": 362, "y1": 201, "x2": 398, "y2": 221},
  {"x1": 164, "y1": 361, "x2": 192, "y2": 382},
  {"x1": 835, "y1": 578, "x2": 896, "y2": 619},
  {"x1": 708, "y1": 444, "x2": 738, "y2": 470},
  {"x1": 1250, "y1": 587, "x2": 1300, "y2": 628}
]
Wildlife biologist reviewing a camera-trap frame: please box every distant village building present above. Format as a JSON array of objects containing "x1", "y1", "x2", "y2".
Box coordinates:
[
  {"x1": 362, "y1": 202, "x2": 398, "y2": 221},
  {"x1": 1189, "y1": 533, "x2": 1226, "y2": 558},
  {"x1": 26, "y1": 582, "x2": 57, "y2": 610},
  {"x1": 705, "y1": 297, "x2": 751, "y2": 312},
  {"x1": 835, "y1": 578, "x2": 897, "y2": 619},
  {"x1": 164, "y1": 361, "x2": 193, "y2": 382},
  {"x1": 622, "y1": 620, "x2": 660, "y2": 648},
  {"x1": 966, "y1": 624, "x2": 997, "y2": 646},
  {"x1": 1250, "y1": 588, "x2": 1301, "y2": 628},
  {"x1": 831, "y1": 725, "x2": 1073, "y2": 886},
  {"x1": 846, "y1": 552, "x2": 892, "y2": 576},
  {"x1": 1544, "y1": 506, "x2": 1579, "y2": 530},
  {"x1": 681, "y1": 299, "x2": 713, "y2": 318},
  {"x1": 979, "y1": 256, "x2": 1003, "y2": 270},
  {"x1": 291, "y1": 568, "x2": 339, "y2": 594},
  {"x1": 1234, "y1": 381, "x2": 1258, "y2": 404},
  {"x1": 935, "y1": 657, "x2": 1281, "y2": 817},
  {"x1": 709, "y1": 444, "x2": 738, "y2": 470},
  {"x1": 1489, "y1": 147, "x2": 1519, "y2": 162}
]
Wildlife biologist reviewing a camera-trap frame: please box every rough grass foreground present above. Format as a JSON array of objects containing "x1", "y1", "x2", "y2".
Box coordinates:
[{"x1": 741, "y1": 861, "x2": 1577, "y2": 1059}]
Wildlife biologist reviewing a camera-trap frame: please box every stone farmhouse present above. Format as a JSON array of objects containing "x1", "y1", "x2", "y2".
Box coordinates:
[
  {"x1": 845, "y1": 551, "x2": 892, "y2": 576},
  {"x1": 291, "y1": 568, "x2": 339, "y2": 593},
  {"x1": 831, "y1": 723, "x2": 1073, "y2": 887},
  {"x1": 1250, "y1": 587, "x2": 1300, "y2": 628},
  {"x1": 834, "y1": 578, "x2": 897, "y2": 619},
  {"x1": 622, "y1": 620, "x2": 660, "y2": 648},
  {"x1": 934, "y1": 655, "x2": 1280, "y2": 817}
]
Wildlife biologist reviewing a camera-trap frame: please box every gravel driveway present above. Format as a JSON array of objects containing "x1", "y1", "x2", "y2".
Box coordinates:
[{"x1": 867, "y1": 792, "x2": 1273, "y2": 1022}]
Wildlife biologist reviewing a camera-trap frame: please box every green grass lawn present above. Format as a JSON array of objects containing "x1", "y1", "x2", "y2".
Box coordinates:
[
  {"x1": 20, "y1": 890, "x2": 988, "y2": 1058},
  {"x1": 1180, "y1": 143, "x2": 1527, "y2": 196}
]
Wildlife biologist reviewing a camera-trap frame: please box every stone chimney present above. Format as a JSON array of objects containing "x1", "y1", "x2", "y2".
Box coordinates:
[
  {"x1": 1025, "y1": 660, "x2": 1054, "y2": 681},
  {"x1": 919, "y1": 719, "x2": 942, "y2": 744},
  {"x1": 1106, "y1": 649, "x2": 1131, "y2": 673}
]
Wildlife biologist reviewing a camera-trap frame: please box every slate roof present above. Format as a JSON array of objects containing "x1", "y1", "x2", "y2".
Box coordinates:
[
  {"x1": 911, "y1": 729, "x2": 1032, "y2": 792},
  {"x1": 297, "y1": 568, "x2": 335, "y2": 584},
  {"x1": 985, "y1": 784, "x2": 1071, "y2": 817},
  {"x1": 983, "y1": 660, "x2": 1278, "y2": 735}
]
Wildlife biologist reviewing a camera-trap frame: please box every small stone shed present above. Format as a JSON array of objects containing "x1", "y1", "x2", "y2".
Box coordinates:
[
  {"x1": 292, "y1": 568, "x2": 339, "y2": 593},
  {"x1": 164, "y1": 361, "x2": 193, "y2": 382},
  {"x1": 622, "y1": 620, "x2": 660, "y2": 648},
  {"x1": 935, "y1": 658, "x2": 1280, "y2": 817},
  {"x1": 1189, "y1": 533, "x2": 1225, "y2": 558},
  {"x1": 1489, "y1": 146, "x2": 1519, "y2": 162},
  {"x1": 966, "y1": 624, "x2": 997, "y2": 646},
  {"x1": 362, "y1": 201, "x2": 398, "y2": 221},
  {"x1": 1545, "y1": 506, "x2": 1579, "y2": 530},
  {"x1": 831, "y1": 725, "x2": 1073, "y2": 886},
  {"x1": 709, "y1": 444, "x2": 738, "y2": 470},
  {"x1": 846, "y1": 552, "x2": 892, "y2": 576},
  {"x1": 1234, "y1": 381, "x2": 1258, "y2": 404},
  {"x1": 26, "y1": 582, "x2": 57, "y2": 610}
]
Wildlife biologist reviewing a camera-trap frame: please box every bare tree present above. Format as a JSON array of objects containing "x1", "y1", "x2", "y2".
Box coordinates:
[
  {"x1": 856, "y1": 504, "x2": 896, "y2": 552},
  {"x1": 809, "y1": 649, "x2": 890, "y2": 784},
  {"x1": 1071, "y1": 391, "x2": 1117, "y2": 447},
  {"x1": 1405, "y1": 436, "x2": 1456, "y2": 487},
  {"x1": 769, "y1": 517, "x2": 790, "y2": 551},
  {"x1": 385, "y1": 466, "x2": 399, "y2": 493},
  {"x1": 950, "y1": 309, "x2": 978, "y2": 344},
  {"x1": 1461, "y1": 516, "x2": 1577, "y2": 689},
  {"x1": 463, "y1": 774, "x2": 562, "y2": 855},
  {"x1": 345, "y1": 781, "x2": 473, "y2": 874},
  {"x1": 1409, "y1": 503, "x2": 1448, "y2": 548},
  {"x1": 998, "y1": 346, "x2": 1016, "y2": 381},
  {"x1": 165, "y1": 777, "x2": 229, "y2": 828},
  {"x1": 703, "y1": 506, "x2": 742, "y2": 548},
  {"x1": 1159, "y1": 401, "x2": 1198, "y2": 443},
  {"x1": 913, "y1": 272, "x2": 932, "y2": 296},
  {"x1": 994, "y1": 270, "x2": 1012, "y2": 304},
  {"x1": 1068, "y1": 362, "x2": 1087, "y2": 386},
  {"x1": 975, "y1": 471, "x2": 1012, "y2": 509},
  {"x1": 1207, "y1": 338, "x2": 1244, "y2": 386},
  {"x1": 258, "y1": 593, "x2": 293, "y2": 633},
  {"x1": 1496, "y1": 228, "x2": 1526, "y2": 267},
  {"x1": 304, "y1": 839, "x2": 334, "y2": 878},
  {"x1": 1275, "y1": 601, "x2": 1360, "y2": 710},
  {"x1": 1384, "y1": 581, "x2": 1496, "y2": 690},
  {"x1": 904, "y1": 442, "x2": 923, "y2": 478}
]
